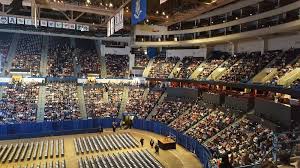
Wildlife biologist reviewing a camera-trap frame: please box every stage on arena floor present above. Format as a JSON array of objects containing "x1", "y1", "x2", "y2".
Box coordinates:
[{"x1": 158, "y1": 137, "x2": 176, "y2": 150}]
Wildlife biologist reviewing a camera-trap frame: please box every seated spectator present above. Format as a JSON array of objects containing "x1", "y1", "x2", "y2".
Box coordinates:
[
  {"x1": 44, "y1": 82, "x2": 80, "y2": 121},
  {"x1": 106, "y1": 54, "x2": 129, "y2": 78},
  {"x1": 149, "y1": 56, "x2": 180, "y2": 78},
  {"x1": 153, "y1": 97, "x2": 193, "y2": 124},
  {"x1": 0, "y1": 82, "x2": 39, "y2": 124},
  {"x1": 207, "y1": 118, "x2": 273, "y2": 167},
  {"x1": 170, "y1": 100, "x2": 212, "y2": 132},
  {"x1": 186, "y1": 109, "x2": 238, "y2": 143},
  {"x1": 47, "y1": 37, "x2": 74, "y2": 77},
  {"x1": 11, "y1": 34, "x2": 42, "y2": 76},
  {"x1": 175, "y1": 57, "x2": 203, "y2": 79},
  {"x1": 220, "y1": 51, "x2": 278, "y2": 82},
  {"x1": 135, "y1": 54, "x2": 150, "y2": 67}
]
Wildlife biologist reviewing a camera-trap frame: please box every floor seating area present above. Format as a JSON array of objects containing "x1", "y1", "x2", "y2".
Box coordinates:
[
  {"x1": 73, "y1": 133, "x2": 139, "y2": 154},
  {"x1": 78, "y1": 150, "x2": 163, "y2": 168},
  {"x1": 0, "y1": 138, "x2": 64, "y2": 163},
  {"x1": 15, "y1": 160, "x2": 66, "y2": 168}
]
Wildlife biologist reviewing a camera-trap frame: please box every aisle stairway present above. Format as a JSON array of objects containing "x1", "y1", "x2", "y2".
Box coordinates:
[
  {"x1": 37, "y1": 85, "x2": 46, "y2": 122},
  {"x1": 277, "y1": 68, "x2": 300, "y2": 86},
  {"x1": 77, "y1": 85, "x2": 87, "y2": 120},
  {"x1": 95, "y1": 40, "x2": 107, "y2": 78},
  {"x1": 143, "y1": 59, "x2": 154, "y2": 78},
  {"x1": 2, "y1": 33, "x2": 19, "y2": 75},
  {"x1": 142, "y1": 88, "x2": 149, "y2": 100},
  {"x1": 40, "y1": 36, "x2": 49, "y2": 77},
  {"x1": 146, "y1": 92, "x2": 167, "y2": 120},
  {"x1": 168, "y1": 61, "x2": 182, "y2": 78},
  {"x1": 71, "y1": 39, "x2": 81, "y2": 77},
  {"x1": 118, "y1": 87, "x2": 129, "y2": 118},
  {"x1": 189, "y1": 62, "x2": 207, "y2": 79}
]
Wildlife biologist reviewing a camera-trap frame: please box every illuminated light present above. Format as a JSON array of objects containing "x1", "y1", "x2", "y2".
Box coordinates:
[
  {"x1": 109, "y1": 3, "x2": 113, "y2": 7},
  {"x1": 211, "y1": 21, "x2": 214, "y2": 24},
  {"x1": 223, "y1": 20, "x2": 226, "y2": 23},
  {"x1": 162, "y1": 11, "x2": 165, "y2": 15},
  {"x1": 250, "y1": 13, "x2": 253, "y2": 16},
  {"x1": 174, "y1": 37, "x2": 177, "y2": 41},
  {"x1": 156, "y1": 10, "x2": 159, "y2": 14},
  {"x1": 100, "y1": 2, "x2": 103, "y2": 5},
  {"x1": 146, "y1": 19, "x2": 149, "y2": 22},
  {"x1": 126, "y1": 9, "x2": 129, "y2": 12},
  {"x1": 105, "y1": 3, "x2": 108, "y2": 6},
  {"x1": 158, "y1": 38, "x2": 161, "y2": 42},
  {"x1": 235, "y1": 17, "x2": 238, "y2": 20},
  {"x1": 166, "y1": 15, "x2": 169, "y2": 19},
  {"x1": 105, "y1": 7, "x2": 108, "y2": 9}
]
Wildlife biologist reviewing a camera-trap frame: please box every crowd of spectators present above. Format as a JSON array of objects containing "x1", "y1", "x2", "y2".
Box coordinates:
[
  {"x1": 11, "y1": 35, "x2": 42, "y2": 76},
  {"x1": 186, "y1": 109, "x2": 238, "y2": 143},
  {"x1": 149, "y1": 56, "x2": 180, "y2": 78},
  {"x1": 220, "y1": 51, "x2": 278, "y2": 82},
  {"x1": 135, "y1": 55, "x2": 150, "y2": 67},
  {"x1": 105, "y1": 54, "x2": 129, "y2": 78},
  {"x1": 267, "y1": 49, "x2": 299, "y2": 84},
  {"x1": 76, "y1": 39, "x2": 101, "y2": 78},
  {"x1": 197, "y1": 56, "x2": 226, "y2": 80},
  {"x1": 207, "y1": 118, "x2": 273, "y2": 167},
  {"x1": 175, "y1": 57, "x2": 203, "y2": 79},
  {"x1": 44, "y1": 82, "x2": 80, "y2": 121},
  {"x1": 153, "y1": 97, "x2": 194, "y2": 124},
  {"x1": 0, "y1": 33, "x2": 12, "y2": 70},
  {"x1": 47, "y1": 37, "x2": 74, "y2": 77},
  {"x1": 0, "y1": 82, "x2": 39, "y2": 124},
  {"x1": 125, "y1": 87, "x2": 145, "y2": 115},
  {"x1": 169, "y1": 100, "x2": 212, "y2": 132}
]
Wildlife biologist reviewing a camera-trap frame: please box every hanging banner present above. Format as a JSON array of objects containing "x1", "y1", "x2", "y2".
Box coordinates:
[
  {"x1": 55, "y1": 22, "x2": 62, "y2": 28},
  {"x1": 82, "y1": 25, "x2": 89, "y2": 31},
  {"x1": 17, "y1": 18, "x2": 24, "y2": 24},
  {"x1": 48, "y1": 21, "x2": 55, "y2": 27},
  {"x1": 0, "y1": 16, "x2": 8, "y2": 24},
  {"x1": 63, "y1": 22, "x2": 69, "y2": 29},
  {"x1": 160, "y1": 0, "x2": 167, "y2": 4},
  {"x1": 40, "y1": 20, "x2": 47, "y2": 27},
  {"x1": 9, "y1": 17, "x2": 16, "y2": 24},
  {"x1": 77, "y1": 24, "x2": 83, "y2": 31},
  {"x1": 107, "y1": 21, "x2": 111, "y2": 37},
  {"x1": 68, "y1": 23, "x2": 75, "y2": 29},
  {"x1": 131, "y1": 0, "x2": 147, "y2": 25},
  {"x1": 25, "y1": 18, "x2": 32, "y2": 25},
  {"x1": 110, "y1": 17, "x2": 114, "y2": 35},
  {"x1": 115, "y1": 8, "x2": 124, "y2": 32}
]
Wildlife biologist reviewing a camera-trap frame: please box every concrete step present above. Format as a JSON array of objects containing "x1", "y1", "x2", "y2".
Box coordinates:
[
  {"x1": 77, "y1": 85, "x2": 87, "y2": 120},
  {"x1": 143, "y1": 59, "x2": 154, "y2": 78},
  {"x1": 40, "y1": 36, "x2": 49, "y2": 77},
  {"x1": 118, "y1": 87, "x2": 129, "y2": 118},
  {"x1": 168, "y1": 61, "x2": 182, "y2": 78},
  {"x1": 37, "y1": 85, "x2": 46, "y2": 122},
  {"x1": 3, "y1": 33, "x2": 20, "y2": 75}
]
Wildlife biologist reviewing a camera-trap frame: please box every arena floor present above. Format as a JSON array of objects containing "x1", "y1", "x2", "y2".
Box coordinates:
[{"x1": 0, "y1": 129, "x2": 203, "y2": 168}]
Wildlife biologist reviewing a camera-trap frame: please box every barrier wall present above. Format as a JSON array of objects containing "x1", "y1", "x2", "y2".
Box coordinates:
[
  {"x1": 0, "y1": 118, "x2": 121, "y2": 140},
  {"x1": 133, "y1": 119, "x2": 212, "y2": 168}
]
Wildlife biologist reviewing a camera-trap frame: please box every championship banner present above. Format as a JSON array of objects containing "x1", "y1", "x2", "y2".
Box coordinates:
[
  {"x1": 68, "y1": 23, "x2": 75, "y2": 30},
  {"x1": 82, "y1": 25, "x2": 89, "y2": 31},
  {"x1": 48, "y1": 21, "x2": 55, "y2": 27},
  {"x1": 107, "y1": 21, "x2": 111, "y2": 37},
  {"x1": 40, "y1": 20, "x2": 47, "y2": 27},
  {"x1": 115, "y1": 8, "x2": 124, "y2": 32},
  {"x1": 17, "y1": 18, "x2": 24, "y2": 24},
  {"x1": 110, "y1": 17, "x2": 114, "y2": 35},
  {"x1": 0, "y1": 16, "x2": 8, "y2": 24},
  {"x1": 131, "y1": 0, "x2": 147, "y2": 25},
  {"x1": 25, "y1": 18, "x2": 32, "y2": 25},
  {"x1": 63, "y1": 22, "x2": 69, "y2": 29},
  {"x1": 55, "y1": 22, "x2": 62, "y2": 28},
  {"x1": 9, "y1": 17, "x2": 16, "y2": 24},
  {"x1": 77, "y1": 24, "x2": 83, "y2": 31}
]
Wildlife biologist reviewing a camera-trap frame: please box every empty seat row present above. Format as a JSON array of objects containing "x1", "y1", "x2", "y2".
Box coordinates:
[
  {"x1": 0, "y1": 139, "x2": 64, "y2": 163},
  {"x1": 78, "y1": 150, "x2": 163, "y2": 168},
  {"x1": 15, "y1": 160, "x2": 66, "y2": 168},
  {"x1": 74, "y1": 133, "x2": 139, "y2": 155}
]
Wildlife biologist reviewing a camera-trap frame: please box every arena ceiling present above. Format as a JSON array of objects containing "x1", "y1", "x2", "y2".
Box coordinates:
[{"x1": 0, "y1": 0, "x2": 238, "y2": 33}]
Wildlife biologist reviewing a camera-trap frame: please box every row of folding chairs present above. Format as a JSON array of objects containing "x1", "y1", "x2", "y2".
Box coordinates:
[
  {"x1": 14, "y1": 160, "x2": 66, "y2": 168},
  {"x1": 74, "y1": 133, "x2": 139, "y2": 155},
  {"x1": 78, "y1": 150, "x2": 164, "y2": 168},
  {"x1": 0, "y1": 139, "x2": 64, "y2": 163}
]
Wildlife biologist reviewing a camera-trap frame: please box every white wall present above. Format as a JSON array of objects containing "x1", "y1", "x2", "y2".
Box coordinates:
[
  {"x1": 102, "y1": 45, "x2": 130, "y2": 55},
  {"x1": 166, "y1": 48, "x2": 207, "y2": 59},
  {"x1": 267, "y1": 34, "x2": 300, "y2": 50},
  {"x1": 237, "y1": 40, "x2": 264, "y2": 53}
]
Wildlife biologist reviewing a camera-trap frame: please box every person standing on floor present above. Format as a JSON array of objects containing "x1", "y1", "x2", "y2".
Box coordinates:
[
  {"x1": 150, "y1": 139, "x2": 154, "y2": 148},
  {"x1": 140, "y1": 137, "x2": 144, "y2": 147},
  {"x1": 155, "y1": 143, "x2": 159, "y2": 155}
]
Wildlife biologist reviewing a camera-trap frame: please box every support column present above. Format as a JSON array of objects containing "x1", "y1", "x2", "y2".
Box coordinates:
[
  {"x1": 129, "y1": 53, "x2": 135, "y2": 71},
  {"x1": 229, "y1": 42, "x2": 237, "y2": 55}
]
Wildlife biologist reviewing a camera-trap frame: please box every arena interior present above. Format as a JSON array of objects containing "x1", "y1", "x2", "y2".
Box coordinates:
[{"x1": 0, "y1": 0, "x2": 299, "y2": 167}]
